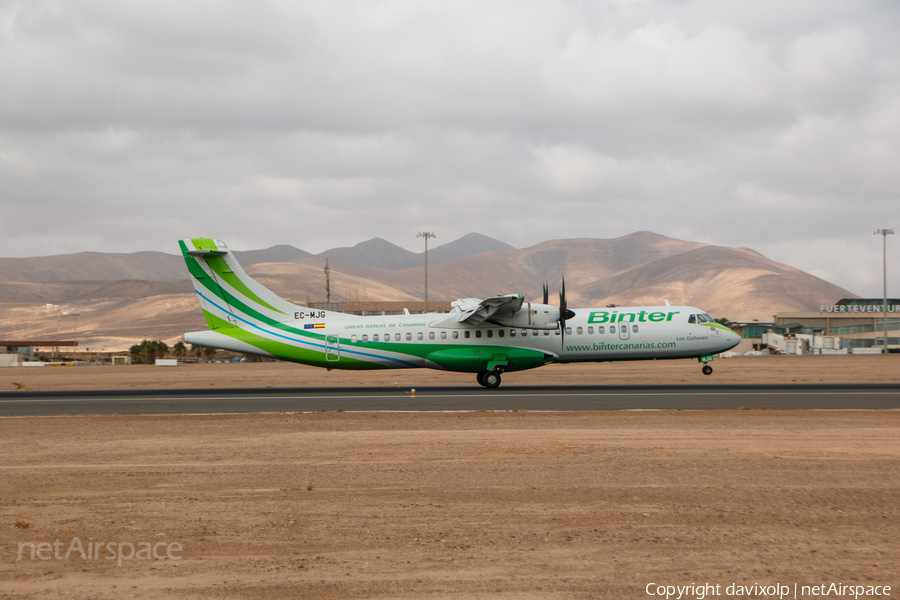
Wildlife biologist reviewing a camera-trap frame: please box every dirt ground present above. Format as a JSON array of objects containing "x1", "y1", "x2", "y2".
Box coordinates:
[
  {"x1": 4, "y1": 354, "x2": 900, "y2": 392},
  {"x1": 1, "y1": 357, "x2": 898, "y2": 599}
]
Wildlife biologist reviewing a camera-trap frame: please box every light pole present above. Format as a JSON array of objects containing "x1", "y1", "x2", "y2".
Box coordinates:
[
  {"x1": 417, "y1": 232, "x2": 436, "y2": 313},
  {"x1": 874, "y1": 229, "x2": 894, "y2": 353},
  {"x1": 45, "y1": 303, "x2": 59, "y2": 361},
  {"x1": 64, "y1": 313, "x2": 79, "y2": 361}
]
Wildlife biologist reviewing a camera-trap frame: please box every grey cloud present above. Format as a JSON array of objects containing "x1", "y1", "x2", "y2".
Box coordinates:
[{"x1": 1, "y1": 0, "x2": 898, "y2": 297}]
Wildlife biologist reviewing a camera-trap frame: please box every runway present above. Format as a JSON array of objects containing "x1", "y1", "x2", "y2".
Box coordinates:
[{"x1": 1, "y1": 384, "x2": 899, "y2": 416}]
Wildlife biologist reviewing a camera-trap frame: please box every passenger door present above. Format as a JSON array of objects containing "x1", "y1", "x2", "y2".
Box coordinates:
[{"x1": 325, "y1": 335, "x2": 340, "y2": 361}]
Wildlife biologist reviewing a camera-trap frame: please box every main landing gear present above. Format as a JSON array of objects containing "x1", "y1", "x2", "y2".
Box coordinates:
[{"x1": 476, "y1": 371, "x2": 502, "y2": 388}]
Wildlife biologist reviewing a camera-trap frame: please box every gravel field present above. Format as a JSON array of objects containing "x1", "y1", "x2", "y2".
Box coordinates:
[{"x1": 1, "y1": 356, "x2": 898, "y2": 599}]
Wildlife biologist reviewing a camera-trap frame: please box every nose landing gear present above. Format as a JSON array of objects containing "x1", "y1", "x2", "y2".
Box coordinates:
[
  {"x1": 702, "y1": 364, "x2": 713, "y2": 375},
  {"x1": 699, "y1": 355, "x2": 714, "y2": 375}
]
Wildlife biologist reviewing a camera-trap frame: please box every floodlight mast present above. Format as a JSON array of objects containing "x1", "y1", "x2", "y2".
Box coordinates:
[
  {"x1": 417, "y1": 232, "x2": 436, "y2": 313},
  {"x1": 875, "y1": 229, "x2": 894, "y2": 353}
]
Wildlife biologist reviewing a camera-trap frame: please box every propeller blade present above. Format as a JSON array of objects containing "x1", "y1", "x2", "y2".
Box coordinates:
[
  {"x1": 542, "y1": 282, "x2": 548, "y2": 304},
  {"x1": 556, "y1": 275, "x2": 576, "y2": 345},
  {"x1": 561, "y1": 275, "x2": 565, "y2": 308},
  {"x1": 559, "y1": 275, "x2": 576, "y2": 320},
  {"x1": 559, "y1": 275, "x2": 566, "y2": 345}
]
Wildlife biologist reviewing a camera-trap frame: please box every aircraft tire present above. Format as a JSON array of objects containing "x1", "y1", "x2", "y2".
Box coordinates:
[
  {"x1": 476, "y1": 372, "x2": 487, "y2": 387},
  {"x1": 483, "y1": 372, "x2": 501, "y2": 388},
  {"x1": 702, "y1": 365, "x2": 713, "y2": 375}
]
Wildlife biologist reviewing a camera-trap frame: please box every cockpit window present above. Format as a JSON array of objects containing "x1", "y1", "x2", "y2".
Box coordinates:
[
  {"x1": 700, "y1": 313, "x2": 713, "y2": 323},
  {"x1": 688, "y1": 314, "x2": 696, "y2": 324}
]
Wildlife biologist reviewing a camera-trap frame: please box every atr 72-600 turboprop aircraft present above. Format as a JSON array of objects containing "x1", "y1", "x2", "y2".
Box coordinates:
[{"x1": 179, "y1": 238, "x2": 741, "y2": 387}]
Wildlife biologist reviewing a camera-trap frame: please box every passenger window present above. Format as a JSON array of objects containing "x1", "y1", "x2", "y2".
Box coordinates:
[
  {"x1": 598, "y1": 326, "x2": 604, "y2": 334},
  {"x1": 417, "y1": 332, "x2": 423, "y2": 340},
  {"x1": 587, "y1": 326, "x2": 593, "y2": 334},
  {"x1": 555, "y1": 330, "x2": 560, "y2": 335},
  {"x1": 452, "y1": 331, "x2": 458, "y2": 339},
  {"x1": 532, "y1": 330, "x2": 538, "y2": 336},
  {"x1": 440, "y1": 331, "x2": 447, "y2": 340},
  {"x1": 475, "y1": 330, "x2": 482, "y2": 338},
  {"x1": 521, "y1": 329, "x2": 528, "y2": 336},
  {"x1": 543, "y1": 330, "x2": 550, "y2": 336},
  {"x1": 621, "y1": 325, "x2": 627, "y2": 333},
  {"x1": 566, "y1": 327, "x2": 572, "y2": 335},
  {"x1": 576, "y1": 327, "x2": 583, "y2": 335},
  {"x1": 395, "y1": 333, "x2": 401, "y2": 341},
  {"x1": 464, "y1": 331, "x2": 470, "y2": 339},
  {"x1": 510, "y1": 329, "x2": 516, "y2": 337},
  {"x1": 351, "y1": 335, "x2": 358, "y2": 343},
  {"x1": 498, "y1": 329, "x2": 504, "y2": 337},
  {"x1": 487, "y1": 330, "x2": 493, "y2": 338},
  {"x1": 688, "y1": 314, "x2": 696, "y2": 324},
  {"x1": 362, "y1": 334, "x2": 368, "y2": 342},
  {"x1": 632, "y1": 325, "x2": 638, "y2": 333},
  {"x1": 373, "y1": 334, "x2": 379, "y2": 342},
  {"x1": 406, "y1": 333, "x2": 412, "y2": 341},
  {"x1": 429, "y1": 331, "x2": 435, "y2": 340}
]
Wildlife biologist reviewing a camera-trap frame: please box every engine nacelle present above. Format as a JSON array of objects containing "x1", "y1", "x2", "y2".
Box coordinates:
[{"x1": 492, "y1": 303, "x2": 560, "y2": 329}]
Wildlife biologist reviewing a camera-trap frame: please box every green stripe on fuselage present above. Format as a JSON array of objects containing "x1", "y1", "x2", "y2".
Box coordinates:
[
  {"x1": 206, "y1": 314, "x2": 388, "y2": 370},
  {"x1": 700, "y1": 322, "x2": 737, "y2": 334}
]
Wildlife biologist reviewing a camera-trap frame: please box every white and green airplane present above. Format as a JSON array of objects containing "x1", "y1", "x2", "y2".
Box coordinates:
[{"x1": 180, "y1": 238, "x2": 741, "y2": 387}]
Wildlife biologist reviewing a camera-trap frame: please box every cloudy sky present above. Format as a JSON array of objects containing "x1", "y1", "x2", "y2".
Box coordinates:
[{"x1": 2, "y1": 0, "x2": 898, "y2": 296}]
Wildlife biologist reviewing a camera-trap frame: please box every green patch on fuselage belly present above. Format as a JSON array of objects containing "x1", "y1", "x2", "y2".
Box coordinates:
[{"x1": 425, "y1": 346, "x2": 549, "y2": 373}]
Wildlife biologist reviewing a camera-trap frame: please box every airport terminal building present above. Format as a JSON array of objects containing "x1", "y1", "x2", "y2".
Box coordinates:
[{"x1": 731, "y1": 298, "x2": 900, "y2": 353}]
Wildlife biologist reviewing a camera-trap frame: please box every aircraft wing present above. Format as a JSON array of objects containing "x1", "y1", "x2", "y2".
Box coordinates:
[{"x1": 453, "y1": 294, "x2": 525, "y2": 326}]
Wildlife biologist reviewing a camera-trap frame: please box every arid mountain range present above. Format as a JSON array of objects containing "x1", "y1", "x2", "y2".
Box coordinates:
[{"x1": 0, "y1": 232, "x2": 855, "y2": 351}]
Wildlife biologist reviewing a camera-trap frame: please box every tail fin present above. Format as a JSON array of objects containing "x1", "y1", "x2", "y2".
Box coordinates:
[{"x1": 178, "y1": 238, "x2": 341, "y2": 332}]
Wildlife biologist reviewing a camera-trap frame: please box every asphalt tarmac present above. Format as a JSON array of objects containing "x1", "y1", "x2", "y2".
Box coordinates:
[{"x1": 1, "y1": 384, "x2": 899, "y2": 416}]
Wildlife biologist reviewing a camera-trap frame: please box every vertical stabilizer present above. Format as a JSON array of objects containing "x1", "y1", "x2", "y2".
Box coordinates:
[{"x1": 178, "y1": 238, "x2": 344, "y2": 332}]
